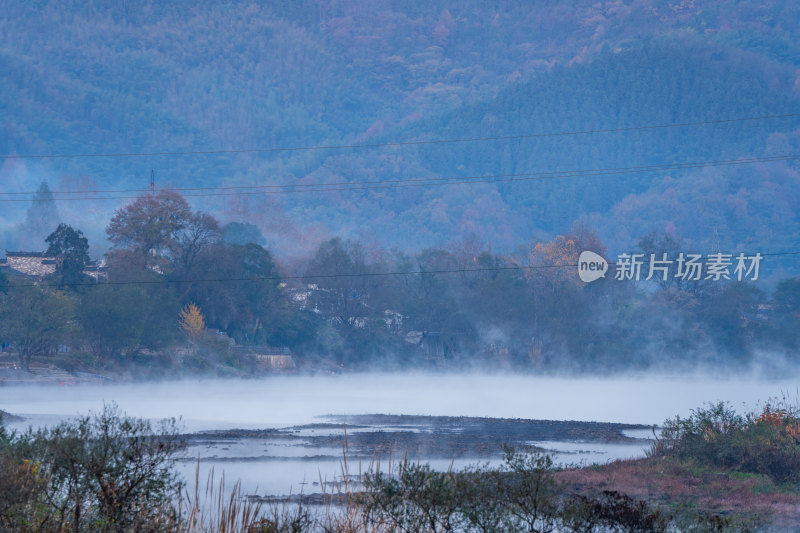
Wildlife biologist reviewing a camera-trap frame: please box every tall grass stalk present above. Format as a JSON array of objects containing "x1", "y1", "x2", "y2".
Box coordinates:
[{"x1": 182, "y1": 459, "x2": 265, "y2": 533}]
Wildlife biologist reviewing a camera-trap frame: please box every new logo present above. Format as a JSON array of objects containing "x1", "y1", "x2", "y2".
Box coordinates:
[{"x1": 578, "y1": 251, "x2": 608, "y2": 283}]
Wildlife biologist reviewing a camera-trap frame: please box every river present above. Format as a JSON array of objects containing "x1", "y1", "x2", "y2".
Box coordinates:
[{"x1": 2, "y1": 372, "x2": 797, "y2": 496}]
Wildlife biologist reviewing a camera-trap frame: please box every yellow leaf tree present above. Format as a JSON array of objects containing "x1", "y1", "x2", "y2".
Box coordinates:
[
  {"x1": 524, "y1": 235, "x2": 580, "y2": 291},
  {"x1": 178, "y1": 303, "x2": 205, "y2": 341}
]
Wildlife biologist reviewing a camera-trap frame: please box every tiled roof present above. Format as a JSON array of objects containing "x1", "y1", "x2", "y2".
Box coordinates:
[
  {"x1": 6, "y1": 251, "x2": 54, "y2": 258},
  {"x1": 2, "y1": 251, "x2": 106, "y2": 279},
  {"x1": 5, "y1": 254, "x2": 56, "y2": 277}
]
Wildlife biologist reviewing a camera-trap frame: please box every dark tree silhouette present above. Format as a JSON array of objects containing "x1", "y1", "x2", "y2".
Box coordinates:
[{"x1": 45, "y1": 223, "x2": 90, "y2": 288}]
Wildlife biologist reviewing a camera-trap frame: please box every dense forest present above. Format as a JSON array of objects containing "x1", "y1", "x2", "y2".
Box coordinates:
[
  {"x1": 0, "y1": 1, "x2": 799, "y2": 266},
  {"x1": 1, "y1": 189, "x2": 799, "y2": 376}
]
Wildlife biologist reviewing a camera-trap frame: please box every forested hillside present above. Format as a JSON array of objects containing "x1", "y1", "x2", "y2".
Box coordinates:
[
  {"x1": 312, "y1": 39, "x2": 800, "y2": 252},
  {"x1": 1, "y1": 0, "x2": 799, "y2": 264}
]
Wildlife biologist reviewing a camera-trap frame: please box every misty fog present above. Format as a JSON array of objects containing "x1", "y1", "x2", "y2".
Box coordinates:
[{"x1": 5, "y1": 372, "x2": 798, "y2": 430}]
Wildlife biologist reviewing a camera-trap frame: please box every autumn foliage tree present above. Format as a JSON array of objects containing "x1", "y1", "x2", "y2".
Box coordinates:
[
  {"x1": 179, "y1": 303, "x2": 205, "y2": 342},
  {"x1": 522, "y1": 235, "x2": 580, "y2": 291},
  {"x1": 106, "y1": 190, "x2": 223, "y2": 280},
  {"x1": 107, "y1": 191, "x2": 191, "y2": 260}
]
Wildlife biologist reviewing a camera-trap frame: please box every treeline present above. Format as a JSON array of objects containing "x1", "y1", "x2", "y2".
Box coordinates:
[
  {"x1": 296, "y1": 231, "x2": 800, "y2": 371},
  {"x1": 0, "y1": 191, "x2": 314, "y2": 375},
  {"x1": 1, "y1": 190, "x2": 799, "y2": 375}
]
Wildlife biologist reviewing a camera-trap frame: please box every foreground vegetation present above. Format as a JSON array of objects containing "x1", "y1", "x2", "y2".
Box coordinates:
[
  {"x1": 651, "y1": 398, "x2": 800, "y2": 485},
  {"x1": 5, "y1": 400, "x2": 800, "y2": 532},
  {"x1": 0, "y1": 405, "x2": 183, "y2": 532}
]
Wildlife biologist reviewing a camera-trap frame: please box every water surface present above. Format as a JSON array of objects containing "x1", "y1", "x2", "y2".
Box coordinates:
[{"x1": 3, "y1": 372, "x2": 796, "y2": 495}]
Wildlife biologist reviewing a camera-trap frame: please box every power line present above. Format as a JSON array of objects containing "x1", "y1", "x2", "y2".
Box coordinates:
[
  {"x1": 1, "y1": 113, "x2": 797, "y2": 162},
  {"x1": 150, "y1": 154, "x2": 800, "y2": 199},
  {"x1": 0, "y1": 154, "x2": 797, "y2": 202},
  {"x1": 3, "y1": 154, "x2": 797, "y2": 197},
  {"x1": 6, "y1": 250, "x2": 800, "y2": 289}
]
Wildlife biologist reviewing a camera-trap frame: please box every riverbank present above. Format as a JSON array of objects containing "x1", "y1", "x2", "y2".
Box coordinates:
[
  {"x1": 3, "y1": 403, "x2": 797, "y2": 532},
  {"x1": 0, "y1": 364, "x2": 112, "y2": 385},
  {"x1": 556, "y1": 456, "x2": 800, "y2": 529},
  {"x1": 5, "y1": 401, "x2": 800, "y2": 529},
  {"x1": 0, "y1": 409, "x2": 24, "y2": 423},
  {"x1": 249, "y1": 454, "x2": 800, "y2": 530}
]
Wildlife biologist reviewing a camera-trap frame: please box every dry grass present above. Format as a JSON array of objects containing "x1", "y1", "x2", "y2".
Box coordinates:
[
  {"x1": 315, "y1": 425, "x2": 393, "y2": 533},
  {"x1": 181, "y1": 460, "x2": 265, "y2": 533},
  {"x1": 556, "y1": 456, "x2": 800, "y2": 525},
  {"x1": 177, "y1": 427, "x2": 394, "y2": 533}
]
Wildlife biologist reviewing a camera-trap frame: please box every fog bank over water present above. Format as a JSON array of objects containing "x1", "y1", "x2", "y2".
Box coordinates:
[{"x1": 3, "y1": 372, "x2": 798, "y2": 430}]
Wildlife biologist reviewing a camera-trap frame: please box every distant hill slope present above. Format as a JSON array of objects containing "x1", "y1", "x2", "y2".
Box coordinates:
[
  {"x1": 0, "y1": 1, "x2": 798, "y2": 257},
  {"x1": 283, "y1": 38, "x2": 800, "y2": 252}
]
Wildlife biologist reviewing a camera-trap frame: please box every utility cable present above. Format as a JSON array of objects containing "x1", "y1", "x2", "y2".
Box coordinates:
[
  {"x1": 4, "y1": 251, "x2": 799, "y2": 289},
  {"x1": 1, "y1": 113, "x2": 797, "y2": 162},
  {"x1": 0, "y1": 154, "x2": 796, "y2": 202}
]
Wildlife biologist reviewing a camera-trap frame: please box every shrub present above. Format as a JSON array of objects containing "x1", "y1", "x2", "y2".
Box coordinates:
[
  {"x1": 494, "y1": 445, "x2": 560, "y2": 532},
  {"x1": 0, "y1": 422, "x2": 50, "y2": 532},
  {"x1": 650, "y1": 402, "x2": 746, "y2": 465},
  {"x1": 362, "y1": 461, "x2": 462, "y2": 533},
  {"x1": 361, "y1": 446, "x2": 562, "y2": 533},
  {"x1": 1, "y1": 403, "x2": 185, "y2": 532},
  {"x1": 563, "y1": 491, "x2": 669, "y2": 533},
  {"x1": 651, "y1": 400, "x2": 800, "y2": 484}
]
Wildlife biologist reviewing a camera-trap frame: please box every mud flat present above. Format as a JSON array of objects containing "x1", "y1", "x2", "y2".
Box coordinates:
[{"x1": 184, "y1": 413, "x2": 651, "y2": 461}]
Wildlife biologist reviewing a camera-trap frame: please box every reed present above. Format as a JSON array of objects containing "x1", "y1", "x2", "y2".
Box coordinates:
[{"x1": 181, "y1": 460, "x2": 265, "y2": 533}]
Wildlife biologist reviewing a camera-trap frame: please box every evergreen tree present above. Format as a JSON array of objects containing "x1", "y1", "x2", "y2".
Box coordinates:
[
  {"x1": 45, "y1": 223, "x2": 90, "y2": 288},
  {"x1": 22, "y1": 181, "x2": 61, "y2": 248}
]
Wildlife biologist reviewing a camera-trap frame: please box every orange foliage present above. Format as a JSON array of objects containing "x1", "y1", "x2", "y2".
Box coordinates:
[
  {"x1": 524, "y1": 235, "x2": 579, "y2": 288},
  {"x1": 756, "y1": 405, "x2": 800, "y2": 440},
  {"x1": 179, "y1": 303, "x2": 205, "y2": 339}
]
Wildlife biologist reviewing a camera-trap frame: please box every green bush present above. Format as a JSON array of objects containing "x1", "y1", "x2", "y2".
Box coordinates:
[
  {"x1": 0, "y1": 422, "x2": 50, "y2": 532},
  {"x1": 651, "y1": 400, "x2": 800, "y2": 484},
  {"x1": 563, "y1": 491, "x2": 669, "y2": 533},
  {"x1": 361, "y1": 446, "x2": 675, "y2": 533},
  {"x1": 0, "y1": 404, "x2": 185, "y2": 532}
]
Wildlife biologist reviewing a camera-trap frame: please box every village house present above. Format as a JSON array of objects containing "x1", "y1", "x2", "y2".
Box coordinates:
[
  {"x1": 0, "y1": 251, "x2": 106, "y2": 280},
  {"x1": 230, "y1": 345, "x2": 296, "y2": 371}
]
